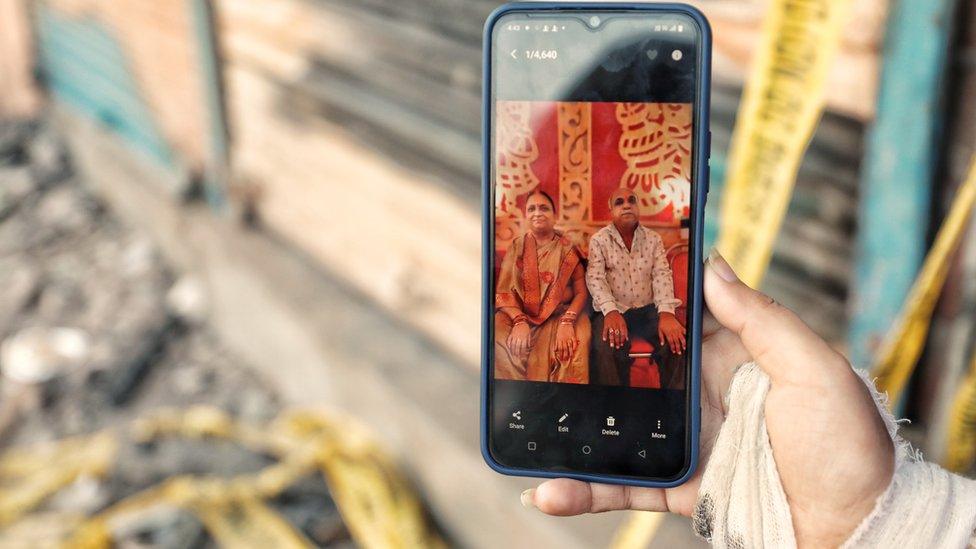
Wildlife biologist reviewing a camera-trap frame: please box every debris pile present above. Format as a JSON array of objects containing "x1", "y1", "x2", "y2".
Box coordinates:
[{"x1": 0, "y1": 119, "x2": 357, "y2": 547}]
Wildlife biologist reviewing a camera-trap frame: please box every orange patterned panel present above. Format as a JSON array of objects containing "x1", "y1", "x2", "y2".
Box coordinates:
[
  {"x1": 495, "y1": 101, "x2": 540, "y2": 251},
  {"x1": 557, "y1": 102, "x2": 592, "y2": 224},
  {"x1": 616, "y1": 103, "x2": 692, "y2": 219}
]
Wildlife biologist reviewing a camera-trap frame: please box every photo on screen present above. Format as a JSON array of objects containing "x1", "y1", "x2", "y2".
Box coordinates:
[{"x1": 493, "y1": 100, "x2": 692, "y2": 389}]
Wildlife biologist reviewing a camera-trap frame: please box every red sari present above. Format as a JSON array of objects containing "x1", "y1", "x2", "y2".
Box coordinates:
[{"x1": 495, "y1": 232, "x2": 590, "y2": 383}]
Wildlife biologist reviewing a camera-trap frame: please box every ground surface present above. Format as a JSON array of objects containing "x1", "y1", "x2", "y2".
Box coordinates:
[{"x1": 0, "y1": 119, "x2": 352, "y2": 548}]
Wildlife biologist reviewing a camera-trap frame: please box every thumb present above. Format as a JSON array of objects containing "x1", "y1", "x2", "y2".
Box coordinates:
[{"x1": 703, "y1": 248, "x2": 851, "y2": 385}]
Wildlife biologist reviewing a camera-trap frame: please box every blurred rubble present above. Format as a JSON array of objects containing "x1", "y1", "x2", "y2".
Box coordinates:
[{"x1": 0, "y1": 119, "x2": 355, "y2": 547}]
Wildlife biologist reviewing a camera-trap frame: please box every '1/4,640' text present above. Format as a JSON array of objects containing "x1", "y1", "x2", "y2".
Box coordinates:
[{"x1": 524, "y1": 49, "x2": 558, "y2": 60}]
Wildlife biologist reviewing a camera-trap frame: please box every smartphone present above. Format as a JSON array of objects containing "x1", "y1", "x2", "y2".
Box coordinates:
[{"x1": 481, "y1": 2, "x2": 710, "y2": 487}]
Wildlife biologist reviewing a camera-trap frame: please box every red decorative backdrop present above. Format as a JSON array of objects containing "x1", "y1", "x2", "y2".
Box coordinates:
[{"x1": 495, "y1": 101, "x2": 692, "y2": 256}]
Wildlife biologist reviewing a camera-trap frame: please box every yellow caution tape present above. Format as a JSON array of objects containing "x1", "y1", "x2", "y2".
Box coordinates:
[
  {"x1": 871, "y1": 162, "x2": 976, "y2": 404},
  {"x1": 717, "y1": 0, "x2": 851, "y2": 286},
  {"x1": 0, "y1": 511, "x2": 85, "y2": 548},
  {"x1": 10, "y1": 407, "x2": 446, "y2": 549},
  {"x1": 944, "y1": 352, "x2": 976, "y2": 473},
  {"x1": 0, "y1": 432, "x2": 117, "y2": 528},
  {"x1": 282, "y1": 411, "x2": 443, "y2": 549},
  {"x1": 0, "y1": 406, "x2": 440, "y2": 548},
  {"x1": 608, "y1": 511, "x2": 666, "y2": 549},
  {"x1": 193, "y1": 494, "x2": 315, "y2": 549}
]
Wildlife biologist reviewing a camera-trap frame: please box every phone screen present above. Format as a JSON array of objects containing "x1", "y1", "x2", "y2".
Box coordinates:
[{"x1": 487, "y1": 9, "x2": 704, "y2": 481}]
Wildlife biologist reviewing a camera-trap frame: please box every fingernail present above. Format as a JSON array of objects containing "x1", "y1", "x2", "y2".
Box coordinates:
[
  {"x1": 521, "y1": 488, "x2": 536, "y2": 508},
  {"x1": 707, "y1": 247, "x2": 739, "y2": 282}
]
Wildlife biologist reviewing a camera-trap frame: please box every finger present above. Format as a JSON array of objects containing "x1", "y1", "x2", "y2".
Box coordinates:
[
  {"x1": 669, "y1": 334, "x2": 680, "y2": 354},
  {"x1": 602, "y1": 323, "x2": 609, "y2": 342},
  {"x1": 702, "y1": 308, "x2": 722, "y2": 337},
  {"x1": 528, "y1": 479, "x2": 669, "y2": 515},
  {"x1": 705, "y1": 249, "x2": 850, "y2": 385}
]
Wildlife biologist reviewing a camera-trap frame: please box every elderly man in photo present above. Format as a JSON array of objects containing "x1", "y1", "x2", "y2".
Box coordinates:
[{"x1": 586, "y1": 188, "x2": 687, "y2": 387}]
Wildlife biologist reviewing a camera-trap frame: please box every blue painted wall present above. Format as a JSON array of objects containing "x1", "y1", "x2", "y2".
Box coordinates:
[
  {"x1": 848, "y1": 0, "x2": 957, "y2": 370},
  {"x1": 35, "y1": 6, "x2": 174, "y2": 167}
]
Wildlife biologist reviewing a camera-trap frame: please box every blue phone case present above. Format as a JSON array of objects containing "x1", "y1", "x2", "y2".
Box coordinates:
[{"x1": 481, "y1": 2, "x2": 711, "y2": 488}]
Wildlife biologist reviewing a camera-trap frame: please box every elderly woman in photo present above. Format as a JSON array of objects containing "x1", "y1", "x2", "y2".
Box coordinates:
[{"x1": 495, "y1": 191, "x2": 591, "y2": 384}]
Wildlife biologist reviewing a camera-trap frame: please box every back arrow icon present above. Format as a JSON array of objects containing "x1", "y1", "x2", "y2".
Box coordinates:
[
  {"x1": 510, "y1": 49, "x2": 518, "y2": 59},
  {"x1": 638, "y1": 449, "x2": 647, "y2": 458}
]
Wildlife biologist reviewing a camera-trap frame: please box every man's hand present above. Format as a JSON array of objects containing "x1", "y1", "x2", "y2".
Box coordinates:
[
  {"x1": 507, "y1": 322, "x2": 532, "y2": 357},
  {"x1": 658, "y1": 312, "x2": 687, "y2": 354},
  {"x1": 601, "y1": 310, "x2": 628, "y2": 349},
  {"x1": 521, "y1": 250, "x2": 893, "y2": 548}
]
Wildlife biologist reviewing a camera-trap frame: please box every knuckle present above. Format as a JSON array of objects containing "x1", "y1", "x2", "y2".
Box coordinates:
[
  {"x1": 751, "y1": 291, "x2": 795, "y2": 321},
  {"x1": 754, "y1": 292, "x2": 779, "y2": 311}
]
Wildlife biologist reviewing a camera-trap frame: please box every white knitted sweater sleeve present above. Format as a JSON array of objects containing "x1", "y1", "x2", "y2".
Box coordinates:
[{"x1": 692, "y1": 362, "x2": 976, "y2": 548}]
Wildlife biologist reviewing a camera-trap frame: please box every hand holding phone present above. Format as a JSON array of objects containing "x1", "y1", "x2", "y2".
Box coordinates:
[
  {"x1": 482, "y1": 3, "x2": 712, "y2": 487},
  {"x1": 524, "y1": 251, "x2": 895, "y2": 548}
]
